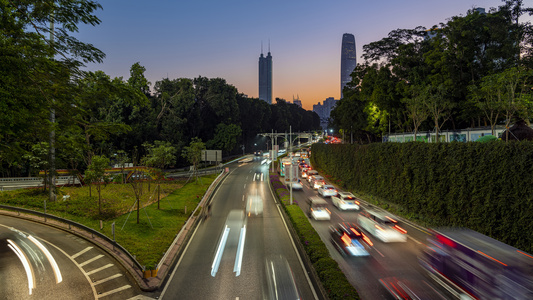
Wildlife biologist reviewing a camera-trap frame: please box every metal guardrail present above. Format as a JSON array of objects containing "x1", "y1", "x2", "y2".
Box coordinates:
[
  {"x1": 0, "y1": 168, "x2": 230, "y2": 282},
  {"x1": 0, "y1": 204, "x2": 145, "y2": 271},
  {"x1": 156, "y1": 168, "x2": 228, "y2": 270}
]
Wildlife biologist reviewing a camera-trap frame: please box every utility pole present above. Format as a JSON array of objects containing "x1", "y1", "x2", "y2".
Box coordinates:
[
  {"x1": 289, "y1": 126, "x2": 292, "y2": 205},
  {"x1": 48, "y1": 12, "x2": 56, "y2": 204}
]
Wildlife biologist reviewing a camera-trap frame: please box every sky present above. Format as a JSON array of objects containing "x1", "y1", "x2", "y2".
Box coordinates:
[{"x1": 75, "y1": 0, "x2": 526, "y2": 111}]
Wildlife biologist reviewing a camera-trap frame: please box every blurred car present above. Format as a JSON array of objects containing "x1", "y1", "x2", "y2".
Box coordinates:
[
  {"x1": 329, "y1": 223, "x2": 372, "y2": 257},
  {"x1": 264, "y1": 255, "x2": 301, "y2": 300},
  {"x1": 254, "y1": 150, "x2": 263, "y2": 156},
  {"x1": 307, "y1": 196, "x2": 330, "y2": 220},
  {"x1": 318, "y1": 185, "x2": 337, "y2": 197},
  {"x1": 379, "y1": 276, "x2": 442, "y2": 300},
  {"x1": 357, "y1": 208, "x2": 407, "y2": 243},
  {"x1": 306, "y1": 170, "x2": 318, "y2": 182},
  {"x1": 331, "y1": 192, "x2": 360, "y2": 211},
  {"x1": 312, "y1": 178, "x2": 325, "y2": 190},
  {"x1": 286, "y1": 179, "x2": 303, "y2": 190}
]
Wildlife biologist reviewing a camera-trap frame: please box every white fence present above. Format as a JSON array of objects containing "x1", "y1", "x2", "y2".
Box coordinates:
[{"x1": 383, "y1": 127, "x2": 510, "y2": 143}]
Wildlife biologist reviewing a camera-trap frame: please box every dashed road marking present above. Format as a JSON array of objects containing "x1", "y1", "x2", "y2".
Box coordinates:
[
  {"x1": 79, "y1": 254, "x2": 104, "y2": 267},
  {"x1": 86, "y1": 263, "x2": 114, "y2": 275},
  {"x1": 93, "y1": 274, "x2": 122, "y2": 285},
  {"x1": 72, "y1": 246, "x2": 93, "y2": 259},
  {"x1": 97, "y1": 285, "x2": 131, "y2": 298}
]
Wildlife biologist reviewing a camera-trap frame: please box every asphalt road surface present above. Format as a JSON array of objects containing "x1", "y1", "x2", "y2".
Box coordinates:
[
  {"x1": 0, "y1": 214, "x2": 142, "y2": 299},
  {"x1": 161, "y1": 157, "x2": 317, "y2": 299},
  {"x1": 292, "y1": 173, "x2": 453, "y2": 300}
]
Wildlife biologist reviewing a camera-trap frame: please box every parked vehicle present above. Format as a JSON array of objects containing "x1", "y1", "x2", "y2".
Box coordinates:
[
  {"x1": 307, "y1": 196, "x2": 330, "y2": 220},
  {"x1": 329, "y1": 223, "x2": 372, "y2": 257},
  {"x1": 420, "y1": 228, "x2": 533, "y2": 300},
  {"x1": 331, "y1": 192, "x2": 360, "y2": 211},
  {"x1": 357, "y1": 208, "x2": 407, "y2": 243},
  {"x1": 318, "y1": 185, "x2": 337, "y2": 197}
]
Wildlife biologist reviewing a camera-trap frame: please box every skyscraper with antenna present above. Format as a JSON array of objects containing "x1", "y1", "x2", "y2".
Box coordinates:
[{"x1": 259, "y1": 41, "x2": 272, "y2": 104}]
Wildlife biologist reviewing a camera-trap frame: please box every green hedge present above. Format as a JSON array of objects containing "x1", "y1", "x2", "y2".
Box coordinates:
[
  {"x1": 271, "y1": 173, "x2": 360, "y2": 299},
  {"x1": 310, "y1": 142, "x2": 533, "y2": 252}
]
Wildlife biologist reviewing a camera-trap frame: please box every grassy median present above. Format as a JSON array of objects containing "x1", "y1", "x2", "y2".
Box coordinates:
[{"x1": 0, "y1": 175, "x2": 216, "y2": 269}]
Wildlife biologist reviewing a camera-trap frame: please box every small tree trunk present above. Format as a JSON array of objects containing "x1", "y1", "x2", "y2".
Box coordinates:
[{"x1": 97, "y1": 185, "x2": 101, "y2": 215}]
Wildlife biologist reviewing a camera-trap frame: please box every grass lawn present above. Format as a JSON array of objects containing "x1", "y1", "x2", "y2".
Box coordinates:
[{"x1": 0, "y1": 175, "x2": 217, "y2": 268}]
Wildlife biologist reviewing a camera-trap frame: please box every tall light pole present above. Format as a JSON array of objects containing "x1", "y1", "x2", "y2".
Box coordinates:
[{"x1": 48, "y1": 12, "x2": 56, "y2": 205}]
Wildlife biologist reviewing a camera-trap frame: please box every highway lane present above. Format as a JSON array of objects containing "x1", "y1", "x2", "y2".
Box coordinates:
[
  {"x1": 291, "y1": 175, "x2": 452, "y2": 300},
  {"x1": 161, "y1": 158, "x2": 317, "y2": 299},
  {"x1": 0, "y1": 214, "x2": 142, "y2": 300}
]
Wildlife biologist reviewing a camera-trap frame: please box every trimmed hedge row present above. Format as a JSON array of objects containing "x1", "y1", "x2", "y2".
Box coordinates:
[
  {"x1": 310, "y1": 142, "x2": 533, "y2": 252},
  {"x1": 270, "y1": 173, "x2": 360, "y2": 299}
]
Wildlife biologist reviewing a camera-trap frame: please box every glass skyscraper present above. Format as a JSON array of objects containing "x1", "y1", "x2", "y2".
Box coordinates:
[
  {"x1": 340, "y1": 33, "x2": 356, "y2": 99},
  {"x1": 259, "y1": 49, "x2": 272, "y2": 104}
]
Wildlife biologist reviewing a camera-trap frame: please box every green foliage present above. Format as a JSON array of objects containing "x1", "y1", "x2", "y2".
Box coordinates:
[
  {"x1": 206, "y1": 123, "x2": 242, "y2": 153},
  {"x1": 142, "y1": 140, "x2": 177, "y2": 169},
  {"x1": 311, "y1": 142, "x2": 533, "y2": 253}
]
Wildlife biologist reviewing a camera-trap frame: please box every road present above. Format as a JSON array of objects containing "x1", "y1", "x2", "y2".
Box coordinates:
[
  {"x1": 290, "y1": 172, "x2": 453, "y2": 300},
  {"x1": 161, "y1": 157, "x2": 318, "y2": 299},
  {"x1": 0, "y1": 214, "x2": 142, "y2": 299}
]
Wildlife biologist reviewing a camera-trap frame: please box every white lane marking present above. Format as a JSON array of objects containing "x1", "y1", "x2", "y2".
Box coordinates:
[
  {"x1": 93, "y1": 274, "x2": 122, "y2": 285},
  {"x1": 72, "y1": 246, "x2": 93, "y2": 259},
  {"x1": 28, "y1": 235, "x2": 63, "y2": 283},
  {"x1": 86, "y1": 263, "x2": 114, "y2": 275},
  {"x1": 234, "y1": 226, "x2": 246, "y2": 276},
  {"x1": 79, "y1": 254, "x2": 104, "y2": 267},
  {"x1": 244, "y1": 184, "x2": 246, "y2": 189},
  {"x1": 261, "y1": 173, "x2": 264, "y2": 181},
  {"x1": 268, "y1": 201, "x2": 319, "y2": 299},
  {"x1": 374, "y1": 247, "x2": 385, "y2": 258},
  {"x1": 242, "y1": 195, "x2": 245, "y2": 202},
  {"x1": 211, "y1": 226, "x2": 230, "y2": 277},
  {"x1": 407, "y1": 235, "x2": 422, "y2": 245},
  {"x1": 96, "y1": 285, "x2": 131, "y2": 298}
]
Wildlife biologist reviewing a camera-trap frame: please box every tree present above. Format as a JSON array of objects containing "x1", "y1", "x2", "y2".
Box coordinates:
[
  {"x1": 422, "y1": 84, "x2": 455, "y2": 142},
  {"x1": 182, "y1": 137, "x2": 205, "y2": 183},
  {"x1": 113, "y1": 150, "x2": 130, "y2": 184},
  {"x1": 84, "y1": 155, "x2": 111, "y2": 215},
  {"x1": 402, "y1": 86, "x2": 430, "y2": 141},
  {"x1": 206, "y1": 123, "x2": 242, "y2": 154},
  {"x1": 142, "y1": 141, "x2": 177, "y2": 209}
]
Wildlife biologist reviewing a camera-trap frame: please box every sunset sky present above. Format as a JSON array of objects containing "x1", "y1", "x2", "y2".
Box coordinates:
[{"x1": 76, "y1": 0, "x2": 525, "y2": 110}]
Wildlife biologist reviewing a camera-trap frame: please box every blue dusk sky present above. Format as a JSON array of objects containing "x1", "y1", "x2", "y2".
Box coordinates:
[{"x1": 75, "y1": 0, "x2": 528, "y2": 110}]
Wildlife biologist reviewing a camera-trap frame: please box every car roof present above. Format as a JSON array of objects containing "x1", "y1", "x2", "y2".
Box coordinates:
[
  {"x1": 308, "y1": 196, "x2": 327, "y2": 205},
  {"x1": 323, "y1": 185, "x2": 335, "y2": 188},
  {"x1": 363, "y1": 208, "x2": 397, "y2": 221},
  {"x1": 339, "y1": 191, "x2": 355, "y2": 196},
  {"x1": 335, "y1": 223, "x2": 363, "y2": 238}
]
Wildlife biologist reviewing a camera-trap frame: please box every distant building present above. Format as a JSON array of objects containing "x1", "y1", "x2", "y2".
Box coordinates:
[
  {"x1": 313, "y1": 97, "x2": 338, "y2": 130},
  {"x1": 259, "y1": 45, "x2": 272, "y2": 104},
  {"x1": 340, "y1": 33, "x2": 357, "y2": 99},
  {"x1": 292, "y1": 95, "x2": 302, "y2": 108}
]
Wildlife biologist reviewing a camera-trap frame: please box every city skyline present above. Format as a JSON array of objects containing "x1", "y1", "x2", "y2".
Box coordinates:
[{"x1": 74, "y1": 0, "x2": 528, "y2": 110}]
